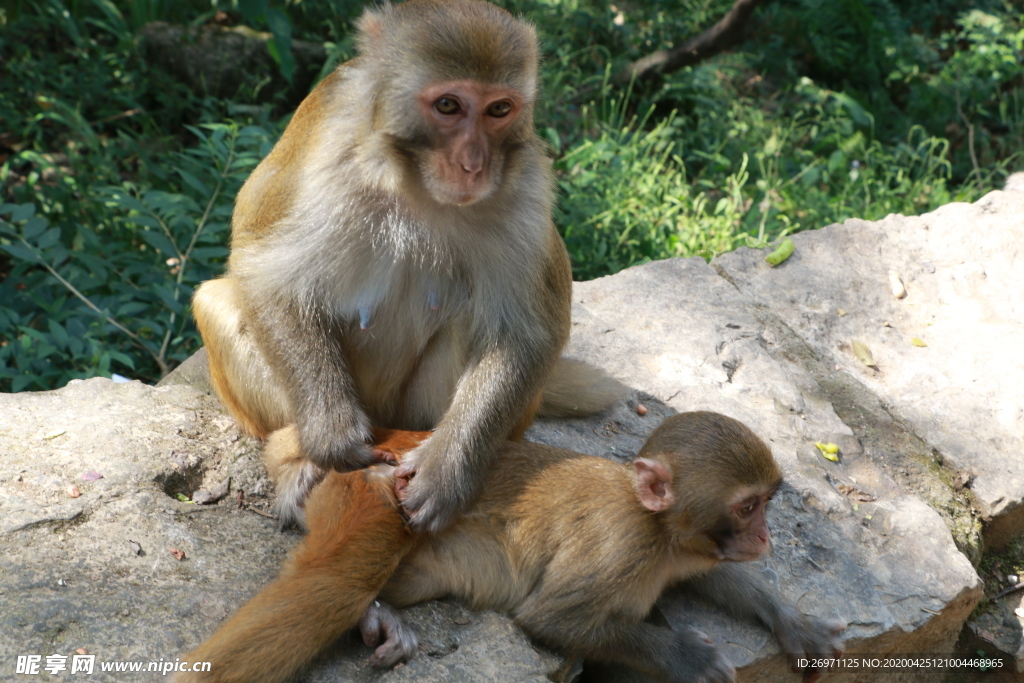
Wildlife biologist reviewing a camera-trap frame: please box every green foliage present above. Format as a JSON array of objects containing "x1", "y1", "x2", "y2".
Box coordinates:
[
  {"x1": 1, "y1": 0, "x2": 1022, "y2": 389},
  {"x1": 0, "y1": 123, "x2": 276, "y2": 391},
  {"x1": 556, "y1": 95, "x2": 751, "y2": 278}
]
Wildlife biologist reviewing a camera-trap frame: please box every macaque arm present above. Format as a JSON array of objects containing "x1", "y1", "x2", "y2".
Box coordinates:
[
  {"x1": 176, "y1": 469, "x2": 412, "y2": 683},
  {"x1": 399, "y1": 244, "x2": 571, "y2": 532},
  {"x1": 685, "y1": 563, "x2": 845, "y2": 677},
  {"x1": 248, "y1": 298, "x2": 375, "y2": 471},
  {"x1": 399, "y1": 338, "x2": 555, "y2": 531},
  {"x1": 517, "y1": 609, "x2": 734, "y2": 683}
]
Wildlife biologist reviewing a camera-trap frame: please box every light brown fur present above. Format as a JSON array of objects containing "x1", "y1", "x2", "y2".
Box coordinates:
[
  {"x1": 181, "y1": 414, "x2": 843, "y2": 683},
  {"x1": 175, "y1": 430, "x2": 425, "y2": 683},
  {"x1": 191, "y1": 0, "x2": 623, "y2": 531}
]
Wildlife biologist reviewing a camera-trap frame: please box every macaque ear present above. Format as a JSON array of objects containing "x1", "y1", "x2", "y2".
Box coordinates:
[{"x1": 634, "y1": 458, "x2": 675, "y2": 513}]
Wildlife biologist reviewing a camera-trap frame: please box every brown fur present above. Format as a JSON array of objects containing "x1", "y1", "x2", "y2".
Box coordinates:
[
  {"x1": 176, "y1": 466, "x2": 411, "y2": 683},
  {"x1": 181, "y1": 414, "x2": 842, "y2": 682},
  {"x1": 191, "y1": 0, "x2": 624, "y2": 531}
]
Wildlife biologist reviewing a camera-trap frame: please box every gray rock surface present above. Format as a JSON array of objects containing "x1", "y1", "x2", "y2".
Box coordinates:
[
  {"x1": 0, "y1": 378, "x2": 558, "y2": 682},
  {"x1": 714, "y1": 187, "x2": 1024, "y2": 551},
  {"x1": 4, "y1": 177, "x2": 1024, "y2": 680}
]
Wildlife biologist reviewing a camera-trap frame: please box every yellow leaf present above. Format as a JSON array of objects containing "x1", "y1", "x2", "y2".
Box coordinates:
[
  {"x1": 852, "y1": 340, "x2": 876, "y2": 368},
  {"x1": 815, "y1": 441, "x2": 840, "y2": 461},
  {"x1": 910, "y1": 338, "x2": 927, "y2": 347}
]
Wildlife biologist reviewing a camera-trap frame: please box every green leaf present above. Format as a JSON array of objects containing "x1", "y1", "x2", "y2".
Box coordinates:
[
  {"x1": 126, "y1": 215, "x2": 163, "y2": 230},
  {"x1": 108, "y1": 350, "x2": 136, "y2": 370},
  {"x1": 116, "y1": 302, "x2": 150, "y2": 317},
  {"x1": 22, "y1": 217, "x2": 48, "y2": 240},
  {"x1": 765, "y1": 238, "x2": 795, "y2": 266},
  {"x1": 48, "y1": 319, "x2": 69, "y2": 348},
  {"x1": 176, "y1": 169, "x2": 210, "y2": 196},
  {"x1": 238, "y1": 0, "x2": 269, "y2": 21},
  {"x1": 105, "y1": 191, "x2": 150, "y2": 214},
  {"x1": 828, "y1": 150, "x2": 848, "y2": 175},
  {"x1": 36, "y1": 227, "x2": 62, "y2": 250},
  {"x1": 831, "y1": 92, "x2": 873, "y2": 129},
  {"x1": 266, "y1": 8, "x2": 296, "y2": 83},
  {"x1": 188, "y1": 246, "x2": 230, "y2": 261},
  {"x1": 1, "y1": 243, "x2": 40, "y2": 263},
  {"x1": 139, "y1": 230, "x2": 180, "y2": 258},
  {"x1": 11, "y1": 375, "x2": 36, "y2": 392},
  {"x1": 10, "y1": 204, "x2": 36, "y2": 222}
]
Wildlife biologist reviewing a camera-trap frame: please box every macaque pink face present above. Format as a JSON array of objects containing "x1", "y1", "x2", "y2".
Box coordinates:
[
  {"x1": 417, "y1": 80, "x2": 523, "y2": 205},
  {"x1": 715, "y1": 488, "x2": 775, "y2": 562}
]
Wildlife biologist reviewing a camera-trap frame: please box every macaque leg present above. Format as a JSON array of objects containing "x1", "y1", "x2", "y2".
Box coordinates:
[
  {"x1": 515, "y1": 608, "x2": 735, "y2": 683},
  {"x1": 192, "y1": 278, "x2": 290, "y2": 439},
  {"x1": 177, "y1": 468, "x2": 412, "y2": 683},
  {"x1": 685, "y1": 564, "x2": 845, "y2": 680}
]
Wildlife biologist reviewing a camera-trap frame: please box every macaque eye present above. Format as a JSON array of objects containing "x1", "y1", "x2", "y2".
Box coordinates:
[
  {"x1": 488, "y1": 101, "x2": 513, "y2": 117},
  {"x1": 738, "y1": 500, "x2": 759, "y2": 518},
  {"x1": 434, "y1": 97, "x2": 461, "y2": 115}
]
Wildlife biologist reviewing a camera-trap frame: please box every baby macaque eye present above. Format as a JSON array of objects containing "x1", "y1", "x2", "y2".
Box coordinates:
[
  {"x1": 434, "y1": 97, "x2": 461, "y2": 115},
  {"x1": 488, "y1": 101, "x2": 512, "y2": 117},
  {"x1": 738, "y1": 499, "x2": 759, "y2": 518}
]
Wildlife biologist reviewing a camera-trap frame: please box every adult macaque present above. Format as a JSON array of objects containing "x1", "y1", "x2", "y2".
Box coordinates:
[
  {"x1": 191, "y1": 0, "x2": 622, "y2": 530},
  {"x1": 178, "y1": 413, "x2": 844, "y2": 683}
]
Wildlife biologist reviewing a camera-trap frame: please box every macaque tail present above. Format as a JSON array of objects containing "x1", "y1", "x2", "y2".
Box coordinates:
[
  {"x1": 539, "y1": 358, "x2": 627, "y2": 418},
  {"x1": 177, "y1": 468, "x2": 413, "y2": 683}
]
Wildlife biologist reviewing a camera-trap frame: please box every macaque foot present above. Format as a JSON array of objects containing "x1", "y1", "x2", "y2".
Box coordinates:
[
  {"x1": 358, "y1": 601, "x2": 419, "y2": 668},
  {"x1": 670, "y1": 628, "x2": 735, "y2": 683}
]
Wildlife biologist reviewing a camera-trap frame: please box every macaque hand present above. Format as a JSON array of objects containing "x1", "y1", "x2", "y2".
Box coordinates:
[
  {"x1": 774, "y1": 613, "x2": 846, "y2": 683},
  {"x1": 302, "y1": 414, "x2": 378, "y2": 473},
  {"x1": 358, "y1": 601, "x2": 419, "y2": 669},
  {"x1": 667, "y1": 628, "x2": 736, "y2": 683},
  {"x1": 394, "y1": 445, "x2": 466, "y2": 534}
]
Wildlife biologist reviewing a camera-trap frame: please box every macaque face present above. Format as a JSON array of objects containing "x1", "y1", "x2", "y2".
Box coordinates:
[
  {"x1": 416, "y1": 79, "x2": 524, "y2": 205},
  {"x1": 712, "y1": 488, "x2": 776, "y2": 562}
]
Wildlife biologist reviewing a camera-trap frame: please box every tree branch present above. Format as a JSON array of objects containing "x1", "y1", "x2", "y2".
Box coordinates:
[{"x1": 614, "y1": 0, "x2": 767, "y2": 86}]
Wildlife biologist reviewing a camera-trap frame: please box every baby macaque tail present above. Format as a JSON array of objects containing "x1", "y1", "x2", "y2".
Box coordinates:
[{"x1": 175, "y1": 467, "x2": 412, "y2": 683}]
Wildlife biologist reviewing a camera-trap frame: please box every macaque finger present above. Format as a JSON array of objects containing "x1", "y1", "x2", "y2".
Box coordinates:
[
  {"x1": 359, "y1": 607, "x2": 382, "y2": 647},
  {"x1": 392, "y1": 454, "x2": 419, "y2": 481},
  {"x1": 398, "y1": 472, "x2": 458, "y2": 533},
  {"x1": 372, "y1": 448, "x2": 399, "y2": 465},
  {"x1": 394, "y1": 474, "x2": 411, "y2": 500}
]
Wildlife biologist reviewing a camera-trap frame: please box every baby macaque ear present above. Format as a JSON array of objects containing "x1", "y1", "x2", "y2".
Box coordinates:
[{"x1": 634, "y1": 458, "x2": 675, "y2": 513}]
